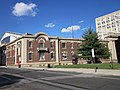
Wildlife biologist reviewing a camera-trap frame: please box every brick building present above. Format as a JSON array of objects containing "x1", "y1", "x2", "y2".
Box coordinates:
[
  {"x1": 1, "y1": 31, "x2": 120, "y2": 66},
  {"x1": 4, "y1": 32, "x2": 82, "y2": 66}
]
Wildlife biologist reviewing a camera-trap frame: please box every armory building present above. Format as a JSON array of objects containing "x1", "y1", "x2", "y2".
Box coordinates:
[
  {"x1": 0, "y1": 32, "x2": 82, "y2": 66},
  {"x1": 0, "y1": 31, "x2": 120, "y2": 67}
]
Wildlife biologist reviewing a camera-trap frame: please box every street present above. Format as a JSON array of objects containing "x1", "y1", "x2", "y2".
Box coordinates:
[{"x1": 0, "y1": 67, "x2": 120, "y2": 90}]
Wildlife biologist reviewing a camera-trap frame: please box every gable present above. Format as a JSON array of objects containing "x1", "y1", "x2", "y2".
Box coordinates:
[{"x1": 0, "y1": 32, "x2": 22, "y2": 45}]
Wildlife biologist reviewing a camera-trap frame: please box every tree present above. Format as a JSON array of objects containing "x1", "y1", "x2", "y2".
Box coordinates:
[{"x1": 78, "y1": 27, "x2": 110, "y2": 63}]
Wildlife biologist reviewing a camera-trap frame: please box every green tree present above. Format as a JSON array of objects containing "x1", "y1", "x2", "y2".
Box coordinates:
[{"x1": 78, "y1": 27, "x2": 110, "y2": 63}]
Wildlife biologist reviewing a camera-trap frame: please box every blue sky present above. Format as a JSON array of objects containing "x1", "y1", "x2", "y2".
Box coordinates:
[{"x1": 0, "y1": 0, "x2": 120, "y2": 38}]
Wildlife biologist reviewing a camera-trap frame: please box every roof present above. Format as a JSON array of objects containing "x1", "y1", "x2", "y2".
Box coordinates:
[
  {"x1": 5, "y1": 31, "x2": 84, "y2": 46},
  {"x1": 95, "y1": 10, "x2": 120, "y2": 20},
  {"x1": 0, "y1": 31, "x2": 22, "y2": 41}
]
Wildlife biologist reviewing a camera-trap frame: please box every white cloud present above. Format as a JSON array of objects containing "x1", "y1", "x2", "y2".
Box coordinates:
[
  {"x1": 61, "y1": 25, "x2": 80, "y2": 33},
  {"x1": 45, "y1": 23, "x2": 55, "y2": 28},
  {"x1": 79, "y1": 20, "x2": 84, "y2": 23},
  {"x1": 12, "y1": 2, "x2": 37, "y2": 17},
  {"x1": 81, "y1": 27, "x2": 89, "y2": 30}
]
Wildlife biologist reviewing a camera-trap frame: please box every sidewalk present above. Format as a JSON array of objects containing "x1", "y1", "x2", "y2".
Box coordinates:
[
  {"x1": 48, "y1": 68, "x2": 120, "y2": 76},
  {"x1": 1, "y1": 66, "x2": 120, "y2": 76}
]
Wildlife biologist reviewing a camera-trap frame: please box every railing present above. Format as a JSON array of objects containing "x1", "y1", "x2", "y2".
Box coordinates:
[{"x1": 37, "y1": 47, "x2": 49, "y2": 52}]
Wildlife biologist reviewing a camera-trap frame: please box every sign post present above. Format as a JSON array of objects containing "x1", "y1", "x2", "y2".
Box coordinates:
[{"x1": 91, "y1": 48, "x2": 95, "y2": 63}]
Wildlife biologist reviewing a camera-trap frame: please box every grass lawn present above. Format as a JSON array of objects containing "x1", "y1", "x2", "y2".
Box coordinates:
[{"x1": 54, "y1": 63, "x2": 120, "y2": 69}]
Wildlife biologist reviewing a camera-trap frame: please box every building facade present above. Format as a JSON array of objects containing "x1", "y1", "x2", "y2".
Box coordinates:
[
  {"x1": 95, "y1": 10, "x2": 120, "y2": 40},
  {"x1": 0, "y1": 32, "x2": 22, "y2": 65},
  {"x1": 5, "y1": 32, "x2": 82, "y2": 66},
  {"x1": 0, "y1": 45, "x2": 6, "y2": 65},
  {"x1": 104, "y1": 34, "x2": 120, "y2": 63},
  {"x1": 0, "y1": 32, "x2": 22, "y2": 45},
  {"x1": 1, "y1": 31, "x2": 120, "y2": 66},
  {"x1": 95, "y1": 10, "x2": 120, "y2": 63}
]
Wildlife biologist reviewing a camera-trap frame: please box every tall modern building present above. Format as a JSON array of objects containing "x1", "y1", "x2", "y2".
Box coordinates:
[
  {"x1": 95, "y1": 10, "x2": 120, "y2": 63},
  {"x1": 95, "y1": 10, "x2": 120, "y2": 40}
]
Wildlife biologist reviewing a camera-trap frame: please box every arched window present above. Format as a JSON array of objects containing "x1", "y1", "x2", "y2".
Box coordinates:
[{"x1": 38, "y1": 38, "x2": 45, "y2": 48}]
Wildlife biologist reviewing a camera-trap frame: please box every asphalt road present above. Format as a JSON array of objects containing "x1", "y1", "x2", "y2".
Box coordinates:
[{"x1": 0, "y1": 67, "x2": 120, "y2": 90}]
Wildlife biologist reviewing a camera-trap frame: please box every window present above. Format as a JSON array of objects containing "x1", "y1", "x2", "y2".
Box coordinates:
[
  {"x1": 78, "y1": 43, "x2": 81, "y2": 47},
  {"x1": 13, "y1": 57, "x2": 15, "y2": 62},
  {"x1": 51, "y1": 52, "x2": 54, "y2": 60},
  {"x1": 102, "y1": 21, "x2": 105, "y2": 24},
  {"x1": 17, "y1": 47, "x2": 21, "y2": 56},
  {"x1": 17, "y1": 42, "x2": 21, "y2": 56},
  {"x1": 1, "y1": 36, "x2": 10, "y2": 45},
  {"x1": 102, "y1": 25, "x2": 106, "y2": 27},
  {"x1": 71, "y1": 51, "x2": 74, "y2": 56},
  {"x1": 10, "y1": 47, "x2": 12, "y2": 57},
  {"x1": 12, "y1": 45, "x2": 15, "y2": 50},
  {"x1": 39, "y1": 52, "x2": 45, "y2": 60},
  {"x1": 116, "y1": 21, "x2": 119, "y2": 23},
  {"x1": 50, "y1": 42, "x2": 54, "y2": 48},
  {"x1": 106, "y1": 20, "x2": 109, "y2": 23},
  {"x1": 29, "y1": 52, "x2": 33, "y2": 61},
  {"x1": 29, "y1": 41, "x2": 32, "y2": 48},
  {"x1": 39, "y1": 43, "x2": 44, "y2": 48},
  {"x1": 12, "y1": 45, "x2": 15, "y2": 57},
  {"x1": 62, "y1": 51, "x2": 67, "y2": 60},
  {"x1": 8, "y1": 51, "x2": 10, "y2": 57},
  {"x1": 97, "y1": 23, "x2": 100, "y2": 25},
  {"x1": 71, "y1": 43, "x2": 74, "y2": 49},
  {"x1": 62, "y1": 42, "x2": 66, "y2": 48},
  {"x1": 98, "y1": 26, "x2": 101, "y2": 28},
  {"x1": 38, "y1": 39, "x2": 45, "y2": 48}
]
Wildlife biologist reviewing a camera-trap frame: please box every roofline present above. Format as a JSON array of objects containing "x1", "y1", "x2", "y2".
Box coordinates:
[
  {"x1": 5, "y1": 31, "x2": 22, "y2": 36},
  {"x1": 6, "y1": 35, "x2": 83, "y2": 46},
  {"x1": 58, "y1": 37, "x2": 83, "y2": 41},
  {"x1": 6, "y1": 36, "x2": 34, "y2": 46},
  {"x1": 95, "y1": 10, "x2": 120, "y2": 20},
  {"x1": 0, "y1": 31, "x2": 22, "y2": 41},
  {"x1": 3, "y1": 31, "x2": 83, "y2": 46}
]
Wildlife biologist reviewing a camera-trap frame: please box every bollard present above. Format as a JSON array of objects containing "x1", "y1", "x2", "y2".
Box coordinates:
[
  {"x1": 95, "y1": 67, "x2": 98, "y2": 72},
  {"x1": 18, "y1": 64, "x2": 21, "y2": 68},
  {"x1": 48, "y1": 64, "x2": 50, "y2": 68}
]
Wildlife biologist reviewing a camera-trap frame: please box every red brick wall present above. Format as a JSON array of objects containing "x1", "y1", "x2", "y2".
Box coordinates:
[
  {"x1": 6, "y1": 46, "x2": 15, "y2": 65},
  {"x1": 60, "y1": 42, "x2": 79, "y2": 61},
  {"x1": 27, "y1": 37, "x2": 56, "y2": 63}
]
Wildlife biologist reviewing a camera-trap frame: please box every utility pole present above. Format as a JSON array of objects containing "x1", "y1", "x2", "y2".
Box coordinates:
[{"x1": 71, "y1": 17, "x2": 74, "y2": 38}]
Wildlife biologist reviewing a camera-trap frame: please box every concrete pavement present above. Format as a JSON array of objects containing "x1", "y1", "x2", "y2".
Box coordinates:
[
  {"x1": 1, "y1": 66, "x2": 120, "y2": 90},
  {"x1": 48, "y1": 68, "x2": 120, "y2": 76},
  {"x1": 2, "y1": 66, "x2": 120, "y2": 76}
]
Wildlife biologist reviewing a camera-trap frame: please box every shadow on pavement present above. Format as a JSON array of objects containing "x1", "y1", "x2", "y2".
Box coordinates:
[{"x1": 0, "y1": 74, "x2": 24, "y2": 88}]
